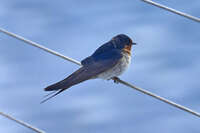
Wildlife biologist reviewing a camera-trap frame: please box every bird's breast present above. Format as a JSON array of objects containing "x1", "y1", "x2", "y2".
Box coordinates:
[{"x1": 97, "y1": 52, "x2": 131, "y2": 80}]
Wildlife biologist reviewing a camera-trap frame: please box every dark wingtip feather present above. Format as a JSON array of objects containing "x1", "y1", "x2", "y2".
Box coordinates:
[
  {"x1": 44, "y1": 82, "x2": 66, "y2": 91},
  {"x1": 44, "y1": 85, "x2": 54, "y2": 91},
  {"x1": 44, "y1": 86, "x2": 54, "y2": 91}
]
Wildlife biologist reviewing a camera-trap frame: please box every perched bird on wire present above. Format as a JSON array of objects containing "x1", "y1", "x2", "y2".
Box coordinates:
[{"x1": 41, "y1": 34, "x2": 136, "y2": 103}]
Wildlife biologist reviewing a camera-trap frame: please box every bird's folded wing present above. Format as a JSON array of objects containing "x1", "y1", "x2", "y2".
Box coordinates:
[{"x1": 41, "y1": 50, "x2": 122, "y2": 103}]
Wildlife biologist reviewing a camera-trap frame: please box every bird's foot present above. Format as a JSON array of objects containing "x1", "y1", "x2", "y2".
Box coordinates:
[{"x1": 112, "y1": 77, "x2": 120, "y2": 84}]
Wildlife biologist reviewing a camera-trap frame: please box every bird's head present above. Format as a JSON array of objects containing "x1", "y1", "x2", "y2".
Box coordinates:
[{"x1": 111, "y1": 34, "x2": 136, "y2": 55}]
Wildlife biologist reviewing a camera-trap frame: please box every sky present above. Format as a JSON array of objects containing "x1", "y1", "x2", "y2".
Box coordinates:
[{"x1": 0, "y1": 0, "x2": 200, "y2": 133}]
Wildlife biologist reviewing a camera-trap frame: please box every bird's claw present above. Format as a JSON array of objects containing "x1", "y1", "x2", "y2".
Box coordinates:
[{"x1": 112, "y1": 77, "x2": 120, "y2": 84}]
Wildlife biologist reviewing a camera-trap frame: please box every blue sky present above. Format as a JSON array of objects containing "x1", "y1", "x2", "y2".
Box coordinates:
[{"x1": 0, "y1": 0, "x2": 200, "y2": 133}]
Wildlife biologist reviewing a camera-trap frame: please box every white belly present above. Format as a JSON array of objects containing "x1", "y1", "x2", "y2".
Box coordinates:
[{"x1": 97, "y1": 52, "x2": 131, "y2": 80}]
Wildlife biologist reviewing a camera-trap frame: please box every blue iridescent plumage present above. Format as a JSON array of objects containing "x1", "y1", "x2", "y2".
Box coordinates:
[{"x1": 41, "y1": 34, "x2": 135, "y2": 103}]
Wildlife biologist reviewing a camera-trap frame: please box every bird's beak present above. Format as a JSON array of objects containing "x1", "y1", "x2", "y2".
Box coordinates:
[{"x1": 132, "y1": 42, "x2": 137, "y2": 45}]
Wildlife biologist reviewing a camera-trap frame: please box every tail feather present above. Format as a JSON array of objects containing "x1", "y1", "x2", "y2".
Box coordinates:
[
  {"x1": 41, "y1": 67, "x2": 92, "y2": 103},
  {"x1": 41, "y1": 79, "x2": 76, "y2": 104},
  {"x1": 44, "y1": 79, "x2": 72, "y2": 91},
  {"x1": 44, "y1": 67, "x2": 87, "y2": 91},
  {"x1": 40, "y1": 89, "x2": 65, "y2": 104}
]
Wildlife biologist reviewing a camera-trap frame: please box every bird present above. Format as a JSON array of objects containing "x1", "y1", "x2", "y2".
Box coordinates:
[{"x1": 41, "y1": 34, "x2": 136, "y2": 103}]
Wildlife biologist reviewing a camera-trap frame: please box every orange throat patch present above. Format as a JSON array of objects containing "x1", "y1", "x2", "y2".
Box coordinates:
[{"x1": 123, "y1": 45, "x2": 132, "y2": 55}]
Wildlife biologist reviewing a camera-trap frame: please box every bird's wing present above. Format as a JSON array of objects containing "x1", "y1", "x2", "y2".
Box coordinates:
[
  {"x1": 92, "y1": 40, "x2": 115, "y2": 57},
  {"x1": 81, "y1": 41, "x2": 115, "y2": 65},
  {"x1": 41, "y1": 50, "x2": 122, "y2": 103}
]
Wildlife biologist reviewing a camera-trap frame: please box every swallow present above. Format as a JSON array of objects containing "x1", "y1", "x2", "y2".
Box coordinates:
[{"x1": 41, "y1": 34, "x2": 136, "y2": 103}]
